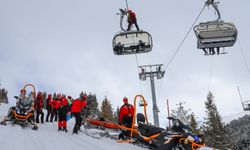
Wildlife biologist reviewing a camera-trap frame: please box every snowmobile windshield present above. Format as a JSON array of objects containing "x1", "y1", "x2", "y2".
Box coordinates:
[{"x1": 18, "y1": 98, "x2": 32, "y2": 110}]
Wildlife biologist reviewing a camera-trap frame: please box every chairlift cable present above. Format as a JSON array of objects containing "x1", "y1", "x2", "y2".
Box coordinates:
[
  {"x1": 163, "y1": 4, "x2": 206, "y2": 71},
  {"x1": 125, "y1": 0, "x2": 129, "y2": 10},
  {"x1": 157, "y1": 4, "x2": 206, "y2": 101},
  {"x1": 135, "y1": 54, "x2": 143, "y2": 95},
  {"x1": 208, "y1": 56, "x2": 214, "y2": 92},
  {"x1": 238, "y1": 40, "x2": 250, "y2": 78}
]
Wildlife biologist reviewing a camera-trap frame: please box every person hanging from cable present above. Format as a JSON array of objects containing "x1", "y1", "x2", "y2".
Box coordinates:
[{"x1": 126, "y1": 9, "x2": 140, "y2": 31}]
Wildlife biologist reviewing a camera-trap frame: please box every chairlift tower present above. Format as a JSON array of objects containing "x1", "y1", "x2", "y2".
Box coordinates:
[{"x1": 138, "y1": 64, "x2": 165, "y2": 127}]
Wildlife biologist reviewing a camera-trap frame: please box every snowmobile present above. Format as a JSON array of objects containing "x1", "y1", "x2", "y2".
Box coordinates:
[
  {"x1": 0, "y1": 84, "x2": 38, "y2": 130},
  {"x1": 86, "y1": 95, "x2": 205, "y2": 150}
]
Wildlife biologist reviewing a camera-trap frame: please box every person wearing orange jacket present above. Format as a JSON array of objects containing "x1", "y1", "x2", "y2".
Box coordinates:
[
  {"x1": 58, "y1": 96, "x2": 69, "y2": 132},
  {"x1": 71, "y1": 95, "x2": 87, "y2": 134},
  {"x1": 119, "y1": 97, "x2": 134, "y2": 140},
  {"x1": 35, "y1": 92, "x2": 44, "y2": 123},
  {"x1": 127, "y1": 9, "x2": 140, "y2": 31}
]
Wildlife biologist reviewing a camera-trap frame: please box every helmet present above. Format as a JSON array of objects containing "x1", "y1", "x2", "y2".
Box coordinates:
[{"x1": 123, "y1": 97, "x2": 128, "y2": 103}]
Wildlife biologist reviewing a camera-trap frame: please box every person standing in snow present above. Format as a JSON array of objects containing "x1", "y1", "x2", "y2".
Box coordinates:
[
  {"x1": 71, "y1": 94, "x2": 87, "y2": 134},
  {"x1": 58, "y1": 96, "x2": 69, "y2": 132},
  {"x1": 45, "y1": 94, "x2": 53, "y2": 122},
  {"x1": 119, "y1": 97, "x2": 134, "y2": 127},
  {"x1": 35, "y1": 92, "x2": 44, "y2": 123},
  {"x1": 118, "y1": 97, "x2": 134, "y2": 139},
  {"x1": 51, "y1": 94, "x2": 60, "y2": 122}
]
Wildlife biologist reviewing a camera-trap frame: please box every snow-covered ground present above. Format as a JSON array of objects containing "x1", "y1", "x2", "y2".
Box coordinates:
[
  {"x1": 0, "y1": 104, "x2": 212, "y2": 150},
  {"x1": 0, "y1": 104, "x2": 145, "y2": 150}
]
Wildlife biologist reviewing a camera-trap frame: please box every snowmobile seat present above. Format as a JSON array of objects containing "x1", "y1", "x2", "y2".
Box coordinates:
[
  {"x1": 138, "y1": 123, "x2": 164, "y2": 137},
  {"x1": 137, "y1": 113, "x2": 146, "y2": 124}
]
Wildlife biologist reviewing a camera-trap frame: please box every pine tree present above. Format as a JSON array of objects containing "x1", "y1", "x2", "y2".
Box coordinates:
[
  {"x1": 113, "y1": 106, "x2": 120, "y2": 124},
  {"x1": 85, "y1": 93, "x2": 99, "y2": 118},
  {"x1": 190, "y1": 113, "x2": 201, "y2": 135},
  {"x1": 100, "y1": 96, "x2": 114, "y2": 122},
  {"x1": 0, "y1": 88, "x2": 8, "y2": 104},
  {"x1": 171, "y1": 102, "x2": 192, "y2": 125},
  {"x1": 203, "y1": 91, "x2": 232, "y2": 149}
]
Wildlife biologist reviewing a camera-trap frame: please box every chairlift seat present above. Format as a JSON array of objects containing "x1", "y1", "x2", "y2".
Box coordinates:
[
  {"x1": 112, "y1": 31, "x2": 153, "y2": 55},
  {"x1": 194, "y1": 21, "x2": 237, "y2": 49},
  {"x1": 242, "y1": 101, "x2": 250, "y2": 111}
]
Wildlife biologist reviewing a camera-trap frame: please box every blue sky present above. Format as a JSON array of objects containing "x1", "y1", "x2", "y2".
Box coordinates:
[{"x1": 0, "y1": 0, "x2": 250, "y2": 126}]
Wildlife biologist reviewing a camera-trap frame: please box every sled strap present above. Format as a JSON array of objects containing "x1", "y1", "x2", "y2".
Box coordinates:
[{"x1": 141, "y1": 133, "x2": 161, "y2": 141}]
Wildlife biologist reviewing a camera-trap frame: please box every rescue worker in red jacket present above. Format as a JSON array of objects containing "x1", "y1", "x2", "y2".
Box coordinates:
[
  {"x1": 58, "y1": 96, "x2": 69, "y2": 132},
  {"x1": 119, "y1": 97, "x2": 134, "y2": 140},
  {"x1": 119, "y1": 97, "x2": 134, "y2": 127},
  {"x1": 51, "y1": 95, "x2": 60, "y2": 122},
  {"x1": 71, "y1": 95, "x2": 87, "y2": 134},
  {"x1": 35, "y1": 92, "x2": 44, "y2": 123},
  {"x1": 127, "y1": 9, "x2": 140, "y2": 31},
  {"x1": 45, "y1": 94, "x2": 53, "y2": 122}
]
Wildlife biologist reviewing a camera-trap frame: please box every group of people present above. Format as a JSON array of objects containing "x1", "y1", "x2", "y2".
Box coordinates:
[
  {"x1": 17, "y1": 89, "x2": 87, "y2": 134},
  {"x1": 16, "y1": 89, "x2": 136, "y2": 137}
]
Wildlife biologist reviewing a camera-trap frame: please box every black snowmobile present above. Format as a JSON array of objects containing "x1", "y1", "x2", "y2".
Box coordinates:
[
  {"x1": 130, "y1": 114, "x2": 205, "y2": 150},
  {"x1": 86, "y1": 95, "x2": 205, "y2": 150},
  {"x1": 0, "y1": 84, "x2": 38, "y2": 130}
]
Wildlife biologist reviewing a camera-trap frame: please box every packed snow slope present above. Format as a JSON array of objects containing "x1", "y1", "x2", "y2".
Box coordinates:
[
  {"x1": 0, "y1": 104, "x2": 213, "y2": 150},
  {"x1": 0, "y1": 104, "x2": 145, "y2": 150}
]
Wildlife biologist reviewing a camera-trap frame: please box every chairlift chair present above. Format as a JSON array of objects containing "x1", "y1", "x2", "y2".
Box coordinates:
[
  {"x1": 242, "y1": 100, "x2": 250, "y2": 111},
  {"x1": 193, "y1": 0, "x2": 238, "y2": 53},
  {"x1": 194, "y1": 21, "x2": 238, "y2": 49},
  {"x1": 112, "y1": 31, "x2": 153, "y2": 55}
]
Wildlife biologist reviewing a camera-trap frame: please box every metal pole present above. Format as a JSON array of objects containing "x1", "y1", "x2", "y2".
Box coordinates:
[
  {"x1": 167, "y1": 99, "x2": 170, "y2": 128},
  {"x1": 150, "y1": 75, "x2": 159, "y2": 127},
  {"x1": 125, "y1": 0, "x2": 129, "y2": 10},
  {"x1": 237, "y1": 86, "x2": 245, "y2": 110}
]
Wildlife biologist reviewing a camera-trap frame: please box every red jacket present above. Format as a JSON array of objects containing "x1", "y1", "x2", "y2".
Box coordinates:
[
  {"x1": 61, "y1": 97, "x2": 68, "y2": 107},
  {"x1": 52, "y1": 99, "x2": 61, "y2": 109},
  {"x1": 71, "y1": 99, "x2": 86, "y2": 113},
  {"x1": 119, "y1": 103, "x2": 134, "y2": 124},
  {"x1": 35, "y1": 95, "x2": 43, "y2": 110},
  {"x1": 128, "y1": 11, "x2": 136, "y2": 23},
  {"x1": 46, "y1": 96, "x2": 53, "y2": 108}
]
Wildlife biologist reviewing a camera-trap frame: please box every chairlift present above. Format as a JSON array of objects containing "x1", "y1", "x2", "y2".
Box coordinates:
[
  {"x1": 242, "y1": 101, "x2": 250, "y2": 111},
  {"x1": 237, "y1": 86, "x2": 250, "y2": 111},
  {"x1": 139, "y1": 98, "x2": 147, "y2": 107},
  {"x1": 193, "y1": 0, "x2": 237, "y2": 53},
  {"x1": 113, "y1": 8, "x2": 153, "y2": 55}
]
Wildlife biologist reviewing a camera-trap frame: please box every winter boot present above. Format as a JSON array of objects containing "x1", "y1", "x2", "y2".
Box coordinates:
[
  {"x1": 58, "y1": 127, "x2": 62, "y2": 131},
  {"x1": 63, "y1": 127, "x2": 68, "y2": 132},
  {"x1": 73, "y1": 125, "x2": 78, "y2": 134}
]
